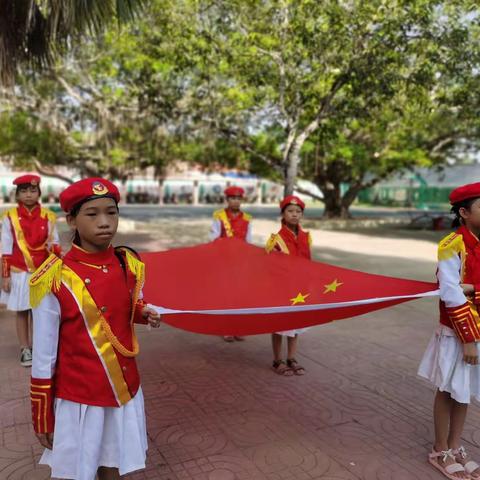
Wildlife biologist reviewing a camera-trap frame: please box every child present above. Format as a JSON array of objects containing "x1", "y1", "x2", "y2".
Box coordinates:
[
  {"x1": 418, "y1": 182, "x2": 480, "y2": 480},
  {"x1": 29, "y1": 178, "x2": 160, "y2": 480},
  {"x1": 210, "y1": 186, "x2": 253, "y2": 243},
  {"x1": 265, "y1": 195, "x2": 311, "y2": 376},
  {"x1": 211, "y1": 185, "x2": 252, "y2": 341},
  {"x1": 0, "y1": 174, "x2": 60, "y2": 367}
]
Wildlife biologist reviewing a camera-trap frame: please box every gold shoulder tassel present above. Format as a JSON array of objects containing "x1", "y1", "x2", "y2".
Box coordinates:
[{"x1": 29, "y1": 254, "x2": 63, "y2": 308}]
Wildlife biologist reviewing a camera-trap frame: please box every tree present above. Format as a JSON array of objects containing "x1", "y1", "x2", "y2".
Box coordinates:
[
  {"x1": 0, "y1": 0, "x2": 144, "y2": 85},
  {"x1": 151, "y1": 0, "x2": 480, "y2": 217}
]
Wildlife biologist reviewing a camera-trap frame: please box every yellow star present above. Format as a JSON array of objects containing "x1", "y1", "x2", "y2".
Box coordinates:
[
  {"x1": 323, "y1": 279, "x2": 343, "y2": 294},
  {"x1": 290, "y1": 292, "x2": 310, "y2": 305}
]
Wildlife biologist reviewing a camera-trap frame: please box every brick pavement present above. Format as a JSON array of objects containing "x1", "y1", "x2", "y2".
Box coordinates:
[{"x1": 1, "y1": 219, "x2": 476, "y2": 480}]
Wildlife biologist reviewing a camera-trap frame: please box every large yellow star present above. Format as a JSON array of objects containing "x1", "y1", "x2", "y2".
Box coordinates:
[
  {"x1": 323, "y1": 279, "x2": 343, "y2": 294},
  {"x1": 290, "y1": 292, "x2": 310, "y2": 305}
]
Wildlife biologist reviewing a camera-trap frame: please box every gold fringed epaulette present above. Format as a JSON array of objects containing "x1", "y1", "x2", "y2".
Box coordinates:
[
  {"x1": 307, "y1": 232, "x2": 312, "y2": 247},
  {"x1": 265, "y1": 234, "x2": 278, "y2": 253},
  {"x1": 213, "y1": 209, "x2": 224, "y2": 220},
  {"x1": 438, "y1": 232, "x2": 465, "y2": 261},
  {"x1": 2, "y1": 207, "x2": 16, "y2": 219},
  {"x1": 29, "y1": 254, "x2": 63, "y2": 308},
  {"x1": 115, "y1": 247, "x2": 145, "y2": 291},
  {"x1": 41, "y1": 207, "x2": 57, "y2": 224},
  {"x1": 243, "y1": 212, "x2": 252, "y2": 221}
]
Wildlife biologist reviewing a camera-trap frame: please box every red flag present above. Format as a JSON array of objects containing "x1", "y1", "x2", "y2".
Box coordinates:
[{"x1": 141, "y1": 238, "x2": 437, "y2": 335}]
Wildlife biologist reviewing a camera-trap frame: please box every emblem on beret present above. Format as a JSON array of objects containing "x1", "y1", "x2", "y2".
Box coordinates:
[
  {"x1": 291, "y1": 199, "x2": 298, "y2": 204},
  {"x1": 92, "y1": 181, "x2": 109, "y2": 196},
  {"x1": 30, "y1": 180, "x2": 38, "y2": 186}
]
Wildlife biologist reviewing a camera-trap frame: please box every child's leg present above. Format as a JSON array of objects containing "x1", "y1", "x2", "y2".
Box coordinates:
[
  {"x1": 97, "y1": 466, "x2": 120, "y2": 480},
  {"x1": 286, "y1": 335, "x2": 305, "y2": 375},
  {"x1": 271, "y1": 334, "x2": 292, "y2": 375},
  {"x1": 432, "y1": 390, "x2": 469, "y2": 479},
  {"x1": 448, "y1": 400, "x2": 468, "y2": 450},
  {"x1": 16, "y1": 310, "x2": 30, "y2": 348},
  {"x1": 434, "y1": 389, "x2": 453, "y2": 451},
  {"x1": 286, "y1": 335, "x2": 297, "y2": 359},
  {"x1": 271, "y1": 333, "x2": 283, "y2": 362}
]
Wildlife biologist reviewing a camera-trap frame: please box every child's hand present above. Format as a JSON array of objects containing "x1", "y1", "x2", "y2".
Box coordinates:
[
  {"x1": 36, "y1": 432, "x2": 54, "y2": 449},
  {"x1": 142, "y1": 307, "x2": 161, "y2": 328},
  {"x1": 463, "y1": 342, "x2": 478, "y2": 365},
  {"x1": 2, "y1": 277, "x2": 11, "y2": 293},
  {"x1": 461, "y1": 283, "x2": 475, "y2": 296}
]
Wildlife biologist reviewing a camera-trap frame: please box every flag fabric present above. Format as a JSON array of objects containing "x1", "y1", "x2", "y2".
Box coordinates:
[{"x1": 141, "y1": 238, "x2": 438, "y2": 336}]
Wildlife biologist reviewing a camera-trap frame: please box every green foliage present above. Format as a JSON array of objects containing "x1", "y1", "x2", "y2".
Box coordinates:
[{"x1": 1, "y1": 0, "x2": 479, "y2": 217}]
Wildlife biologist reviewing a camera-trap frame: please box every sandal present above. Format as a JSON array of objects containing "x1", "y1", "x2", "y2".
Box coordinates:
[
  {"x1": 272, "y1": 360, "x2": 293, "y2": 376},
  {"x1": 223, "y1": 336, "x2": 235, "y2": 342},
  {"x1": 286, "y1": 358, "x2": 305, "y2": 376},
  {"x1": 453, "y1": 446, "x2": 480, "y2": 478},
  {"x1": 234, "y1": 336, "x2": 245, "y2": 341},
  {"x1": 428, "y1": 448, "x2": 468, "y2": 479}
]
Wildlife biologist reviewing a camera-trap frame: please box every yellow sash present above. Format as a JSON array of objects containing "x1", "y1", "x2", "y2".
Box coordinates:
[
  {"x1": 60, "y1": 265, "x2": 133, "y2": 406},
  {"x1": 217, "y1": 209, "x2": 234, "y2": 237},
  {"x1": 8, "y1": 207, "x2": 56, "y2": 272}
]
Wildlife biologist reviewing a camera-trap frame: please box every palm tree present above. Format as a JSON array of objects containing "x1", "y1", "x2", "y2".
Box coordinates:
[{"x1": 0, "y1": 0, "x2": 144, "y2": 85}]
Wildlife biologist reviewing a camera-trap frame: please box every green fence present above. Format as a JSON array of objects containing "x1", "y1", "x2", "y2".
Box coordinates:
[{"x1": 358, "y1": 186, "x2": 452, "y2": 209}]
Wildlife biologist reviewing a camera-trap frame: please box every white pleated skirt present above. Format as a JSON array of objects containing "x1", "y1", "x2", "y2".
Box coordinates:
[
  {"x1": 40, "y1": 388, "x2": 148, "y2": 480},
  {"x1": 0, "y1": 270, "x2": 31, "y2": 311},
  {"x1": 418, "y1": 325, "x2": 480, "y2": 404},
  {"x1": 275, "y1": 327, "x2": 310, "y2": 337}
]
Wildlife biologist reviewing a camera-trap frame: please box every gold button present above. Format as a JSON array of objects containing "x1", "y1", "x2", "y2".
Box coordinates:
[
  {"x1": 102, "y1": 268, "x2": 108, "y2": 273},
  {"x1": 85, "y1": 278, "x2": 91, "y2": 284},
  {"x1": 100, "y1": 306, "x2": 107, "y2": 313},
  {"x1": 122, "y1": 366, "x2": 127, "y2": 371}
]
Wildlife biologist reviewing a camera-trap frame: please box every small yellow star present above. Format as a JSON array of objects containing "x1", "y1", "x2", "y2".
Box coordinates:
[
  {"x1": 323, "y1": 279, "x2": 343, "y2": 294},
  {"x1": 290, "y1": 292, "x2": 310, "y2": 305}
]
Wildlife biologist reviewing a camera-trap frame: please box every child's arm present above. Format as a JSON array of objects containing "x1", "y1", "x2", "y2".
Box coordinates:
[
  {"x1": 1, "y1": 215, "x2": 13, "y2": 292},
  {"x1": 48, "y1": 219, "x2": 62, "y2": 257},
  {"x1": 210, "y1": 219, "x2": 221, "y2": 241},
  {"x1": 246, "y1": 222, "x2": 253, "y2": 244},
  {"x1": 438, "y1": 236, "x2": 480, "y2": 363},
  {"x1": 31, "y1": 293, "x2": 60, "y2": 449},
  {"x1": 133, "y1": 294, "x2": 161, "y2": 328}
]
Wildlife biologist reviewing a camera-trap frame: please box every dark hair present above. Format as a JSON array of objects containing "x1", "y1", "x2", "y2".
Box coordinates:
[
  {"x1": 16, "y1": 183, "x2": 41, "y2": 198},
  {"x1": 68, "y1": 196, "x2": 119, "y2": 246},
  {"x1": 451, "y1": 197, "x2": 480, "y2": 228}
]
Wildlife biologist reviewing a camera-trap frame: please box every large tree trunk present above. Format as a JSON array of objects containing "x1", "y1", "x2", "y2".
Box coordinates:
[
  {"x1": 321, "y1": 181, "x2": 366, "y2": 218},
  {"x1": 283, "y1": 135, "x2": 305, "y2": 196},
  {"x1": 321, "y1": 185, "x2": 351, "y2": 219}
]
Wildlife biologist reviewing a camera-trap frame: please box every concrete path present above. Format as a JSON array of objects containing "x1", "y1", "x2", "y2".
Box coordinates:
[{"x1": 2, "y1": 217, "x2": 472, "y2": 480}]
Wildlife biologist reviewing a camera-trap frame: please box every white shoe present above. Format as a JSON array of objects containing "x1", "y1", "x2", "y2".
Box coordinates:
[{"x1": 20, "y1": 347, "x2": 32, "y2": 367}]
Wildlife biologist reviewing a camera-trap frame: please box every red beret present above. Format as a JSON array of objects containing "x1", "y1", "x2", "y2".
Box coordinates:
[
  {"x1": 224, "y1": 186, "x2": 245, "y2": 197},
  {"x1": 280, "y1": 195, "x2": 305, "y2": 211},
  {"x1": 13, "y1": 174, "x2": 41, "y2": 186},
  {"x1": 59, "y1": 177, "x2": 120, "y2": 213},
  {"x1": 449, "y1": 183, "x2": 480, "y2": 205}
]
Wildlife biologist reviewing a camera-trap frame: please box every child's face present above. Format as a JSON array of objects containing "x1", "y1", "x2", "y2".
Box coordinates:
[
  {"x1": 227, "y1": 195, "x2": 242, "y2": 211},
  {"x1": 17, "y1": 185, "x2": 40, "y2": 208},
  {"x1": 282, "y1": 204, "x2": 303, "y2": 226},
  {"x1": 67, "y1": 197, "x2": 119, "y2": 252},
  {"x1": 461, "y1": 198, "x2": 480, "y2": 231}
]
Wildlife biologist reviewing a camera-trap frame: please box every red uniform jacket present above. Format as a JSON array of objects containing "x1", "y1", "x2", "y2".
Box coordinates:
[
  {"x1": 437, "y1": 225, "x2": 480, "y2": 343},
  {"x1": 29, "y1": 245, "x2": 148, "y2": 433},
  {"x1": 1, "y1": 203, "x2": 59, "y2": 275},
  {"x1": 212, "y1": 208, "x2": 252, "y2": 241},
  {"x1": 265, "y1": 224, "x2": 312, "y2": 259}
]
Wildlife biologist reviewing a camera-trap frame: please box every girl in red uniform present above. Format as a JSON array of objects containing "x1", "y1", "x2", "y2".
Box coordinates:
[
  {"x1": 211, "y1": 185, "x2": 252, "y2": 341},
  {"x1": 0, "y1": 174, "x2": 60, "y2": 367},
  {"x1": 29, "y1": 178, "x2": 160, "y2": 480},
  {"x1": 418, "y1": 182, "x2": 480, "y2": 480},
  {"x1": 266, "y1": 195, "x2": 311, "y2": 376}
]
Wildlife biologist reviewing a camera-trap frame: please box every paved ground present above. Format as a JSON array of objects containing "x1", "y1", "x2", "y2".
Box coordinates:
[{"x1": 2, "y1": 213, "x2": 477, "y2": 480}]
